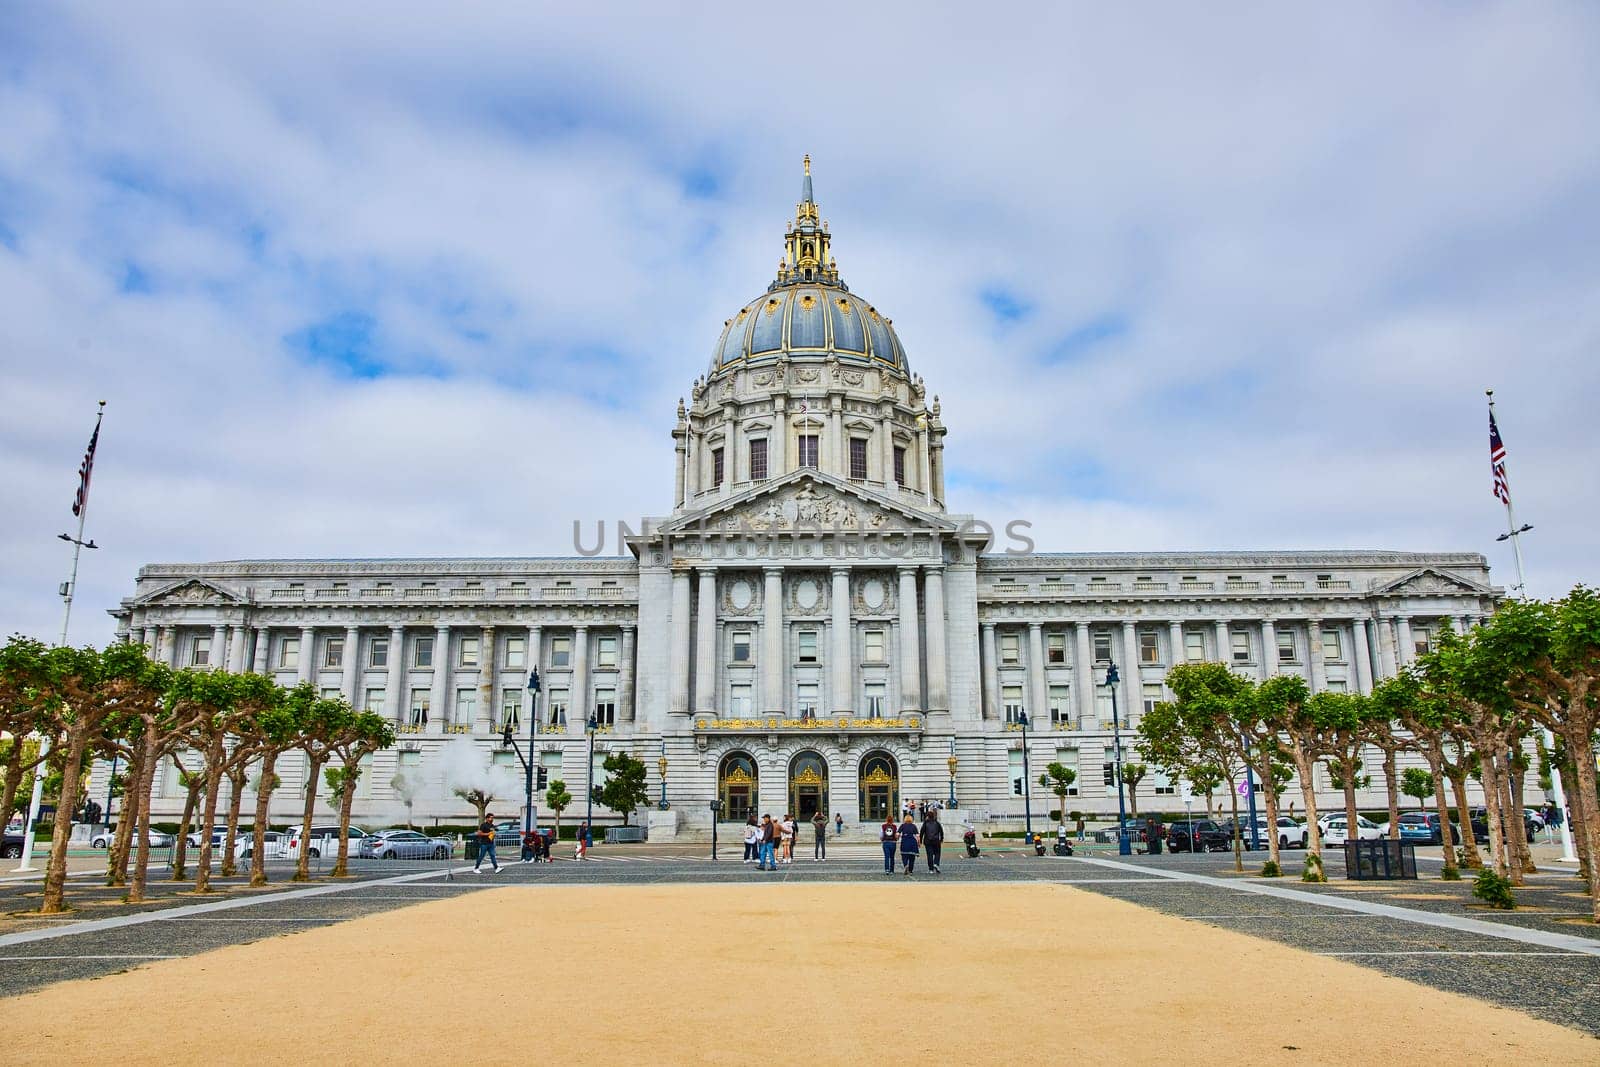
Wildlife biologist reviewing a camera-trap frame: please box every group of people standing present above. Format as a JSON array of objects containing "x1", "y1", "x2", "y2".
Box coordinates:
[
  {"x1": 743, "y1": 811, "x2": 830, "y2": 869},
  {"x1": 881, "y1": 811, "x2": 944, "y2": 875}
]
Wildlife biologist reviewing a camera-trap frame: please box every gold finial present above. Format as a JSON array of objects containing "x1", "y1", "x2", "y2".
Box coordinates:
[{"x1": 803, "y1": 154, "x2": 810, "y2": 175}]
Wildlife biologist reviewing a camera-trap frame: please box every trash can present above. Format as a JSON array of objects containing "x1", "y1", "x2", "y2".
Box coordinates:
[
  {"x1": 1118, "y1": 829, "x2": 1132, "y2": 856},
  {"x1": 1343, "y1": 838, "x2": 1417, "y2": 879}
]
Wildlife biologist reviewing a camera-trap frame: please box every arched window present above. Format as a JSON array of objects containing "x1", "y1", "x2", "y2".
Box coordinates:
[
  {"x1": 718, "y1": 751, "x2": 758, "y2": 823},
  {"x1": 858, "y1": 751, "x2": 899, "y2": 823},
  {"x1": 788, "y1": 750, "x2": 830, "y2": 822}
]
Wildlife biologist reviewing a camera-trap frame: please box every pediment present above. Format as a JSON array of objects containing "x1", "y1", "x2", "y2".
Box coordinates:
[
  {"x1": 135, "y1": 578, "x2": 246, "y2": 607},
  {"x1": 659, "y1": 470, "x2": 956, "y2": 537},
  {"x1": 1372, "y1": 567, "x2": 1486, "y2": 597}
]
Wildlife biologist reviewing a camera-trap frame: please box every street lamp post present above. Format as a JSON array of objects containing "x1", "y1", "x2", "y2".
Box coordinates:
[
  {"x1": 946, "y1": 737, "x2": 958, "y2": 809},
  {"x1": 657, "y1": 741, "x2": 670, "y2": 810},
  {"x1": 1106, "y1": 662, "x2": 1129, "y2": 855},
  {"x1": 499, "y1": 668, "x2": 541, "y2": 835},
  {"x1": 584, "y1": 713, "x2": 598, "y2": 831},
  {"x1": 1018, "y1": 710, "x2": 1033, "y2": 840}
]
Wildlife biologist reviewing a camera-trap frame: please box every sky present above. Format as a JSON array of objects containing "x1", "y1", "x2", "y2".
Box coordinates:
[{"x1": 2, "y1": 3, "x2": 1597, "y2": 646}]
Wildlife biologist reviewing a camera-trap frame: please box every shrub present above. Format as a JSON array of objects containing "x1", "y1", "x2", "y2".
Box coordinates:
[
  {"x1": 1439, "y1": 865, "x2": 1461, "y2": 881},
  {"x1": 1472, "y1": 869, "x2": 1516, "y2": 910},
  {"x1": 1260, "y1": 860, "x2": 1281, "y2": 878},
  {"x1": 1301, "y1": 853, "x2": 1326, "y2": 883}
]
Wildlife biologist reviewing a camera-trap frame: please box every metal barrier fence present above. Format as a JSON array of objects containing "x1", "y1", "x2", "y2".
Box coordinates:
[{"x1": 152, "y1": 834, "x2": 459, "y2": 880}]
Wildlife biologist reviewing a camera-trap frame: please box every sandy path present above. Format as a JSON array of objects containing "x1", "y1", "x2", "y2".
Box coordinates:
[{"x1": 4, "y1": 883, "x2": 1594, "y2": 1064}]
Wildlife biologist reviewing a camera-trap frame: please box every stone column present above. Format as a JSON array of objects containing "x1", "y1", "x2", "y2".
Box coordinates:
[
  {"x1": 210, "y1": 625, "x2": 227, "y2": 671},
  {"x1": 479, "y1": 625, "x2": 496, "y2": 730},
  {"x1": 772, "y1": 398, "x2": 789, "y2": 477},
  {"x1": 1308, "y1": 619, "x2": 1326, "y2": 692},
  {"x1": 695, "y1": 568, "x2": 718, "y2": 714},
  {"x1": 917, "y1": 423, "x2": 932, "y2": 495},
  {"x1": 1074, "y1": 622, "x2": 1094, "y2": 725},
  {"x1": 831, "y1": 567, "x2": 852, "y2": 713},
  {"x1": 226, "y1": 625, "x2": 247, "y2": 673},
  {"x1": 525, "y1": 625, "x2": 543, "y2": 724},
  {"x1": 669, "y1": 571, "x2": 692, "y2": 715},
  {"x1": 1260, "y1": 619, "x2": 1277, "y2": 680},
  {"x1": 685, "y1": 430, "x2": 700, "y2": 498},
  {"x1": 1395, "y1": 616, "x2": 1415, "y2": 667},
  {"x1": 431, "y1": 624, "x2": 451, "y2": 728},
  {"x1": 1026, "y1": 622, "x2": 1047, "y2": 725},
  {"x1": 829, "y1": 396, "x2": 843, "y2": 477},
  {"x1": 571, "y1": 626, "x2": 590, "y2": 727},
  {"x1": 342, "y1": 625, "x2": 361, "y2": 704},
  {"x1": 1213, "y1": 619, "x2": 1229, "y2": 666},
  {"x1": 1168, "y1": 621, "x2": 1185, "y2": 670},
  {"x1": 981, "y1": 622, "x2": 999, "y2": 720},
  {"x1": 674, "y1": 432, "x2": 687, "y2": 508},
  {"x1": 618, "y1": 625, "x2": 636, "y2": 724},
  {"x1": 762, "y1": 567, "x2": 785, "y2": 714},
  {"x1": 298, "y1": 626, "x2": 315, "y2": 684},
  {"x1": 386, "y1": 625, "x2": 406, "y2": 723},
  {"x1": 727, "y1": 407, "x2": 743, "y2": 485},
  {"x1": 1353, "y1": 619, "x2": 1374, "y2": 695},
  {"x1": 879, "y1": 407, "x2": 895, "y2": 486},
  {"x1": 1120, "y1": 620, "x2": 1137, "y2": 717},
  {"x1": 253, "y1": 628, "x2": 270, "y2": 675},
  {"x1": 165, "y1": 626, "x2": 179, "y2": 667},
  {"x1": 897, "y1": 566, "x2": 922, "y2": 712},
  {"x1": 923, "y1": 564, "x2": 948, "y2": 711}
]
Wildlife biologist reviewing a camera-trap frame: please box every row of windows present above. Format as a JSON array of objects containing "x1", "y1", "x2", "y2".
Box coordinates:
[
  {"x1": 728, "y1": 627, "x2": 889, "y2": 664},
  {"x1": 263, "y1": 632, "x2": 620, "y2": 673},
  {"x1": 706, "y1": 436, "x2": 911, "y2": 487},
  {"x1": 720, "y1": 682, "x2": 891, "y2": 719},
  {"x1": 393, "y1": 685, "x2": 622, "y2": 730},
  {"x1": 995, "y1": 625, "x2": 1398, "y2": 668}
]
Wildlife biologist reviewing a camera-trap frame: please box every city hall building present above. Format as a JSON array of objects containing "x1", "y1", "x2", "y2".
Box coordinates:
[{"x1": 106, "y1": 163, "x2": 1499, "y2": 834}]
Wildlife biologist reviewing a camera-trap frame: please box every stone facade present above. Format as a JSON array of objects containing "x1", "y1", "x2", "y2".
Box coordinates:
[{"x1": 102, "y1": 163, "x2": 1502, "y2": 834}]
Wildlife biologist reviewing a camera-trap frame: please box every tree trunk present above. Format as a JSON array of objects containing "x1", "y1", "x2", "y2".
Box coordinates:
[
  {"x1": 1424, "y1": 749, "x2": 1458, "y2": 879},
  {"x1": 1288, "y1": 743, "x2": 1324, "y2": 872},
  {"x1": 1341, "y1": 755, "x2": 1360, "y2": 846},
  {"x1": 1563, "y1": 750, "x2": 1592, "y2": 887},
  {"x1": 1226, "y1": 775, "x2": 1242, "y2": 872},
  {"x1": 250, "y1": 750, "x2": 279, "y2": 888},
  {"x1": 1382, "y1": 747, "x2": 1401, "y2": 841},
  {"x1": 1447, "y1": 767, "x2": 1483, "y2": 869},
  {"x1": 1477, "y1": 738, "x2": 1513, "y2": 883},
  {"x1": 332, "y1": 770, "x2": 358, "y2": 878},
  {"x1": 0, "y1": 745, "x2": 25, "y2": 830},
  {"x1": 294, "y1": 754, "x2": 327, "y2": 882},
  {"x1": 1127, "y1": 781, "x2": 1140, "y2": 820},
  {"x1": 127, "y1": 732, "x2": 162, "y2": 903},
  {"x1": 1260, "y1": 771, "x2": 1283, "y2": 870},
  {"x1": 194, "y1": 759, "x2": 226, "y2": 893},
  {"x1": 172, "y1": 781, "x2": 200, "y2": 882},
  {"x1": 221, "y1": 763, "x2": 247, "y2": 878},
  {"x1": 106, "y1": 749, "x2": 142, "y2": 888},
  {"x1": 1560, "y1": 722, "x2": 1600, "y2": 919},
  {"x1": 1506, "y1": 753, "x2": 1536, "y2": 875},
  {"x1": 41, "y1": 733, "x2": 89, "y2": 914}
]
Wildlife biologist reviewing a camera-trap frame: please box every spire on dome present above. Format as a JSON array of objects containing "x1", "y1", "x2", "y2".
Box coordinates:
[
  {"x1": 802, "y1": 153, "x2": 813, "y2": 205},
  {"x1": 775, "y1": 155, "x2": 840, "y2": 288}
]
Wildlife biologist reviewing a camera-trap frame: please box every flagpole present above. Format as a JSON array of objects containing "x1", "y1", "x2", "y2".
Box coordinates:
[
  {"x1": 1487, "y1": 390, "x2": 1575, "y2": 862},
  {"x1": 57, "y1": 401, "x2": 104, "y2": 646}
]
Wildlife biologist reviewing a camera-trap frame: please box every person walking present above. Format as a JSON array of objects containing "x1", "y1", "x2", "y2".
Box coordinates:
[
  {"x1": 759, "y1": 814, "x2": 777, "y2": 871},
  {"x1": 811, "y1": 810, "x2": 827, "y2": 861},
  {"x1": 920, "y1": 808, "x2": 944, "y2": 873},
  {"x1": 898, "y1": 813, "x2": 920, "y2": 875},
  {"x1": 834, "y1": 812, "x2": 843, "y2": 837},
  {"x1": 743, "y1": 814, "x2": 760, "y2": 864},
  {"x1": 473, "y1": 813, "x2": 501, "y2": 874},
  {"x1": 879, "y1": 814, "x2": 898, "y2": 874},
  {"x1": 575, "y1": 821, "x2": 590, "y2": 861},
  {"x1": 780, "y1": 813, "x2": 796, "y2": 865}
]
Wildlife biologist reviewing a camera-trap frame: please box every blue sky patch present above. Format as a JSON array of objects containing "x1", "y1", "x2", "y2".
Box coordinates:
[
  {"x1": 1045, "y1": 312, "x2": 1129, "y2": 364},
  {"x1": 286, "y1": 311, "x2": 387, "y2": 379},
  {"x1": 980, "y1": 285, "x2": 1032, "y2": 325}
]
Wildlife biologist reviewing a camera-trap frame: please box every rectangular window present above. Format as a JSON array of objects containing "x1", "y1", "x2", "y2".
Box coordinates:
[
  {"x1": 864, "y1": 629, "x2": 885, "y2": 662},
  {"x1": 1139, "y1": 631, "x2": 1160, "y2": 664},
  {"x1": 597, "y1": 635, "x2": 618, "y2": 669},
  {"x1": 1047, "y1": 633, "x2": 1066, "y2": 664},
  {"x1": 369, "y1": 637, "x2": 389, "y2": 669},
  {"x1": 1322, "y1": 628, "x2": 1343, "y2": 662},
  {"x1": 1048, "y1": 684, "x2": 1071, "y2": 727},
  {"x1": 1413, "y1": 627, "x2": 1432, "y2": 657},
  {"x1": 551, "y1": 635, "x2": 571, "y2": 667},
  {"x1": 797, "y1": 683, "x2": 819, "y2": 719},
  {"x1": 864, "y1": 683, "x2": 886, "y2": 718},
  {"x1": 500, "y1": 689, "x2": 522, "y2": 731},
  {"x1": 730, "y1": 684, "x2": 753, "y2": 716},
  {"x1": 1142, "y1": 683, "x2": 1162, "y2": 715},
  {"x1": 505, "y1": 636, "x2": 526, "y2": 669},
  {"x1": 190, "y1": 635, "x2": 211, "y2": 667},
  {"x1": 849, "y1": 437, "x2": 868, "y2": 480},
  {"x1": 1277, "y1": 630, "x2": 1296, "y2": 663},
  {"x1": 413, "y1": 636, "x2": 434, "y2": 669},
  {"x1": 594, "y1": 688, "x2": 616, "y2": 728},
  {"x1": 1093, "y1": 632, "x2": 1112, "y2": 663},
  {"x1": 732, "y1": 630, "x2": 752, "y2": 662},
  {"x1": 1151, "y1": 768, "x2": 1176, "y2": 796},
  {"x1": 279, "y1": 637, "x2": 300, "y2": 670},
  {"x1": 749, "y1": 438, "x2": 768, "y2": 481},
  {"x1": 1096, "y1": 689, "x2": 1114, "y2": 727},
  {"x1": 408, "y1": 689, "x2": 430, "y2": 726},
  {"x1": 1000, "y1": 633, "x2": 1021, "y2": 665},
  {"x1": 454, "y1": 689, "x2": 476, "y2": 726},
  {"x1": 1184, "y1": 631, "x2": 1206, "y2": 662},
  {"x1": 797, "y1": 434, "x2": 819, "y2": 468},
  {"x1": 458, "y1": 636, "x2": 479, "y2": 668},
  {"x1": 893, "y1": 445, "x2": 906, "y2": 485},
  {"x1": 399, "y1": 749, "x2": 422, "y2": 769},
  {"x1": 798, "y1": 630, "x2": 818, "y2": 663},
  {"x1": 539, "y1": 749, "x2": 562, "y2": 786},
  {"x1": 1003, "y1": 684, "x2": 1025, "y2": 725},
  {"x1": 547, "y1": 688, "x2": 569, "y2": 728},
  {"x1": 712, "y1": 447, "x2": 725, "y2": 486},
  {"x1": 320, "y1": 687, "x2": 340, "y2": 700},
  {"x1": 324, "y1": 637, "x2": 344, "y2": 669},
  {"x1": 1053, "y1": 750, "x2": 1079, "y2": 795},
  {"x1": 363, "y1": 688, "x2": 384, "y2": 714},
  {"x1": 1231, "y1": 630, "x2": 1251, "y2": 662},
  {"x1": 1326, "y1": 679, "x2": 1348, "y2": 693}
]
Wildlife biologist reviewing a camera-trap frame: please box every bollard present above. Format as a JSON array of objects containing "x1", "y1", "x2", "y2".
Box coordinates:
[{"x1": 1118, "y1": 829, "x2": 1132, "y2": 856}]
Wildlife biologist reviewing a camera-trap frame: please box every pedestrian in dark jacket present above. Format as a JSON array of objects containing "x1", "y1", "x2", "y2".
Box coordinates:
[
  {"x1": 473, "y1": 814, "x2": 500, "y2": 873},
  {"x1": 811, "y1": 810, "x2": 828, "y2": 861},
  {"x1": 898, "y1": 814, "x2": 920, "y2": 875},
  {"x1": 920, "y1": 811, "x2": 944, "y2": 873}
]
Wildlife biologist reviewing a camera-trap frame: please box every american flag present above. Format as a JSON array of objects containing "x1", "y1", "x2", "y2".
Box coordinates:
[
  {"x1": 1489, "y1": 410, "x2": 1510, "y2": 506},
  {"x1": 71, "y1": 415, "x2": 101, "y2": 517}
]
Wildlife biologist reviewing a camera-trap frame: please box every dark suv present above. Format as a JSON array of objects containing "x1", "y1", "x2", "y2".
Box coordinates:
[{"x1": 1167, "y1": 819, "x2": 1229, "y2": 853}]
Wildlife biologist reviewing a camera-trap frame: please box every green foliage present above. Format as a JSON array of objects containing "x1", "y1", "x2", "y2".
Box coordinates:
[
  {"x1": 545, "y1": 779, "x2": 573, "y2": 815},
  {"x1": 1439, "y1": 864, "x2": 1461, "y2": 881},
  {"x1": 592, "y1": 752, "x2": 650, "y2": 825},
  {"x1": 1260, "y1": 860, "x2": 1281, "y2": 878},
  {"x1": 1400, "y1": 767, "x2": 1434, "y2": 807},
  {"x1": 1301, "y1": 852, "x2": 1326, "y2": 883},
  {"x1": 1472, "y1": 868, "x2": 1516, "y2": 909},
  {"x1": 1040, "y1": 762, "x2": 1077, "y2": 823}
]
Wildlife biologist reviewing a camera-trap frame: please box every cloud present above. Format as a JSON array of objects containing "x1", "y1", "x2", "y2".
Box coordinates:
[{"x1": 1, "y1": 3, "x2": 1597, "y2": 644}]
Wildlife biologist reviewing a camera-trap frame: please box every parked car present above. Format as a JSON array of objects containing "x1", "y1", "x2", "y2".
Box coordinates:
[
  {"x1": 1380, "y1": 811, "x2": 1460, "y2": 845},
  {"x1": 359, "y1": 829, "x2": 452, "y2": 860},
  {"x1": 234, "y1": 830, "x2": 286, "y2": 860},
  {"x1": 185, "y1": 825, "x2": 230, "y2": 848},
  {"x1": 1, "y1": 827, "x2": 24, "y2": 859},
  {"x1": 1318, "y1": 813, "x2": 1383, "y2": 845},
  {"x1": 90, "y1": 827, "x2": 174, "y2": 849},
  {"x1": 1166, "y1": 819, "x2": 1230, "y2": 852},
  {"x1": 284, "y1": 824, "x2": 368, "y2": 859}
]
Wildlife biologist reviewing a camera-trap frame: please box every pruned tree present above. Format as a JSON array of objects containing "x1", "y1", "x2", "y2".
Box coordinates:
[
  {"x1": 1040, "y1": 762, "x2": 1078, "y2": 834},
  {"x1": 292, "y1": 696, "x2": 354, "y2": 882},
  {"x1": 1401, "y1": 766, "x2": 1434, "y2": 810},
  {"x1": 545, "y1": 779, "x2": 572, "y2": 837},
  {"x1": 326, "y1": 711, "x2": 395, "y2": 877},
  {"x1": 592, "y1": 751, "x2": 649, "y2": 825},
  {"x1": 1374, "y1": 672, "x2": 1462, "y2": 880}
]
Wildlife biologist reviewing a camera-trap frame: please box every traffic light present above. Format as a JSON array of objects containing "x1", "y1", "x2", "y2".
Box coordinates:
[
  {"x1": 1012, "y1": 777, "x2": 1024, "y2": 796},
  {"x1": 536, "y1": 766, "x2": 549, "y2": 790},
  {"x1": 500, "y1": 723, "x2": 514, "y2": 748}
]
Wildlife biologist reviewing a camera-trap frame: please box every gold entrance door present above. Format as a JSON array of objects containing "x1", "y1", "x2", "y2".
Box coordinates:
[
  {"x1": 719, "y1": 753, "x2": 758, "y2": 823},
  {"x1": 858, "y1": 753, "x2": 899, "y2": 822},
  {"x1": 788, "y1": 751, "x2": 829, "y2": 821}
]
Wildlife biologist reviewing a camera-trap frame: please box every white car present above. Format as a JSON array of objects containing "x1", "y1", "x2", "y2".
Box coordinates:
[
  {"x1": 90, "y1": 827, "x2": 174, "y2": 849},
  {"x1": 1318, "y1": 813, "x2": 1383, "y2": 845},
  {"x1": 233, "y1": 830, "x2": 287, "y2": 860},
  {"x1": 1269, "y1": 816, "x2": 1308, "y2": 849}
]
